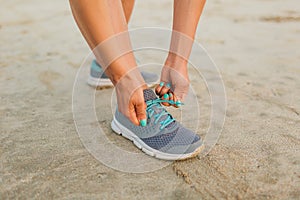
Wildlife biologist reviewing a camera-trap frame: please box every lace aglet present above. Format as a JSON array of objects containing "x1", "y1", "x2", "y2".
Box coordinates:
[{"x1": 175, "y1": 101, "x2": 184, "y2": 106}]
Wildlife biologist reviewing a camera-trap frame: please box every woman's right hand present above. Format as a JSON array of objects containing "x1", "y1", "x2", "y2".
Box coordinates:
[{"x1": 155, "y1": 59, "x2": 190, "y2": 107}]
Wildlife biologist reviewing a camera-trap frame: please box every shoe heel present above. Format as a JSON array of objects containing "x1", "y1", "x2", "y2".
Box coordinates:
[{"x1": 111, "y1": 119, "x2": 122, "y2": 135}]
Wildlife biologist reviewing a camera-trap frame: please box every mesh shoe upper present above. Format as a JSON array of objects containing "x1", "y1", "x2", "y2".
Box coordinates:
[
  {"x1": 90, "y1": 60, "x2": 109, "y2": 79},
  {"x1": 114, "y1": 89, "x2": 202, "y2": 155}
]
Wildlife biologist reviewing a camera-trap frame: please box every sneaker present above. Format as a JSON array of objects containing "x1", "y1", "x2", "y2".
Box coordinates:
[
  {"x1": 87, "y1": 60, "x2": 159, "y2": 88},
  {"x1": 111, "y1": 89, "x2": 203, "y2": 160}
]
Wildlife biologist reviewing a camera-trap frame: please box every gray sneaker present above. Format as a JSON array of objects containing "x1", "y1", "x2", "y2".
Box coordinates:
[
  {"x1": 87, "y1": 60, "x2": 159, "y2": 88},
  {"x1": 111, "y1": 89, "x2": 203, "y2": 160}
]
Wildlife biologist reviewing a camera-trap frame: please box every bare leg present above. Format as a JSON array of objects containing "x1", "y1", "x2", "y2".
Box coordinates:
[
  {"x1": 121, "y1": 0, "x2": 135, "y2": 23},
  {"x1": 156, "y1": 0, "x2": 206, "y2": 106},
  {"x1": 70, "y1": 0, "x2": 147, "y2": 126}
]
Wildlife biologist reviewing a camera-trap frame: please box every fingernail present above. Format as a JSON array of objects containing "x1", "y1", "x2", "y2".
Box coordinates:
[
  {"x1": 169, "y1": 93, "x2": 173, "y2": 97},
  {"x1": 176, "y1": 100, "x2": 182, "y2": 106},
  {"x1": 140, "y1": 119, "x2": 147, "y2": 127},
  {"x1": 166, "y1": 83, "x2": 171, "y2": 88},
  {"x1": 159, "y1": 82, "x2": 164, "y2": 87},
  {"x1": 163, "y1": 93, "x2": 169, "y2": 99}
]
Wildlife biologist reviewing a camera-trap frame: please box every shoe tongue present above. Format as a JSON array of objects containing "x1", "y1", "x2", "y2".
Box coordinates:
[
  {"x1": 143, "y1": 89, "x2": 157, "y2": 102},
  {"x1": 143, "y1": 89, "x2": 176, "y2": 129}
]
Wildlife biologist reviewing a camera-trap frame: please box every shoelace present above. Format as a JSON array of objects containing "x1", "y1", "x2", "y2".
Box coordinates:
[{"x1": 145, "y1": 98, "x2": 183, "y2": 130}]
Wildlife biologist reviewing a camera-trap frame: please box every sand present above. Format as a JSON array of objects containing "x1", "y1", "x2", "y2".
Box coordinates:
[{"x1": 1, "y1": 0, "x2": 300, "y2": 199}]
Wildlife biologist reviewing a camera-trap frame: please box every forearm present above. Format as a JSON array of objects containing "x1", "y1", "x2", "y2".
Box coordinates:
[{"x1": 167, "y1": 0, "x2": 206, "y2": 65}]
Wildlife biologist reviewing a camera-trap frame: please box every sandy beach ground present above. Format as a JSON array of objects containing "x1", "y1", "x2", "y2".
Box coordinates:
[{"x1": 1, "y1": 0, "x2": 300, "y2": 199}]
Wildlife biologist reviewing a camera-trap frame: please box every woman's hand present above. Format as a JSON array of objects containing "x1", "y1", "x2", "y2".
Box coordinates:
[
  {"x1": 155, "y1": 58, "x2": 190, "y2": 107},
  {"x1": 114, "y1": 69, "x2": 148, "y2": 126}
]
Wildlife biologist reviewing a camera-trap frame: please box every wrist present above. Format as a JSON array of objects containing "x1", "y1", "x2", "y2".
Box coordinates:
[
  {"x1": 165, "y1": 53, "x2": 188, "y2": 69},
  {"x1": 108, "y1": 66, "x2": 146, "y2": 87}
]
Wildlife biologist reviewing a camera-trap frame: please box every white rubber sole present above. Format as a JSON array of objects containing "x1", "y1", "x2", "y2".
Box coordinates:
[
  {"x1": 87, "y1": 76, "x2": 114, "y2": 88},
  {"x1": 111, "y1": 117, "x2": 203, "y2": 160},
  {"x1": 87, "y1": 76, "x2": 158, "y2": 88}
]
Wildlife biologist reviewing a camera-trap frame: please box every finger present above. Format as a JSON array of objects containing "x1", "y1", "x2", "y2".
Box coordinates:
[
  {"x1": 161, "y1": 93, "x2": 170, "y2": 106},
  {"x1": 168, "y1": 92, "x2": 175, "y2": 105},
  {"x1": 155, "y1": 82, "x2": 164, "y2": 96},
  {"x1": 128, "y1": 103, "x2": 140, "y2": 126},
  {"x1": 135, "y1": 100, "x2": 147, "y2": 127},
  {"x1": 171, "y1": 93, "x2": 180, "y2": 108},
  {"x1": 158, "y1": 83, "x2": 171, "y2": 97}
]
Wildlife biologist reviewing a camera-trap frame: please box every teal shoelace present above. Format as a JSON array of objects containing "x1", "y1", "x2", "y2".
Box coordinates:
[{"x1": 145, "y1": 98, "x2": 183, "y2": 130}]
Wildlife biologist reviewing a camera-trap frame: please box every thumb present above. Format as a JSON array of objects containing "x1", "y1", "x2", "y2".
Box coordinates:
[
  {"x1": 173, "y1": 86, "x2": 188, "y2": 108},
  {"x1": 173, "y1": 87, "x2": 187, "y2": 102},
  {"x1": 135, "y1": 100, "x2": 147, "y2": 127},
  {"x1": 173, "y1": 78, "x2": 190, "y2": 103}
]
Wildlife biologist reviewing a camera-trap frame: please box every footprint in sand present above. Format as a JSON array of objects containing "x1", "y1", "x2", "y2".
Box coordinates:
[
  {"x1": 260, "y1": 16, "x2": 300, "y2": 23},
  {"x1": 38, "y1": 70, "x2": 63, "y2": 90}
]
